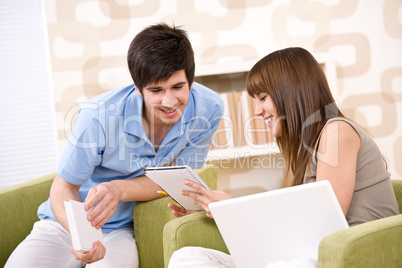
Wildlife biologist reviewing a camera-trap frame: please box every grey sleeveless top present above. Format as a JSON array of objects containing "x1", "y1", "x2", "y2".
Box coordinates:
[{"x1": 304, "y1": 117, "x2": 399, "y2": 226}]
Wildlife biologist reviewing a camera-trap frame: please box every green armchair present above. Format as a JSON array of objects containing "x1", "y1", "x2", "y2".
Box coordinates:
[
  {"x1": 2, "y1": 168, "x2": 401, "y2": 268},
  {"x1": 163, "y1": 180, "x2": 402, "y2": 268},
  {"x1": 0, "y1": 165, "x2": 219, "y2": 268},
  {"x1": 133, "y1": 165, "x2": 219, "y2": 267}
]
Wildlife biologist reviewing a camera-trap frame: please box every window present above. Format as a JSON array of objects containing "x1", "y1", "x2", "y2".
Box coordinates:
[{"x1": 0, "y1": 0, "x2": 58, "y2": 189}]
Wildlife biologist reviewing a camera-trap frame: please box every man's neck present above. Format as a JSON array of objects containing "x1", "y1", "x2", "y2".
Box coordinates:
[{"x1": 142, "y1": 117, "x2": 172, "y2": 151}]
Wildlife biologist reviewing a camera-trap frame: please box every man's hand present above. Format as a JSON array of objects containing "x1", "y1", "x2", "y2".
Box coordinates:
[
  {"x1": 84, "y1": 181, "x2": 121, "y2": 229},
  {"x1": 71, "y1": 241, "x2": 106, "y2": 264}
]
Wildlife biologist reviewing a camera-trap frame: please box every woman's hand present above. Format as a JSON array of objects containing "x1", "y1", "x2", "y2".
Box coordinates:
[
  {"x1": 169, "y1": 179, "x2": 232, "y2": 218},
  {"x1": 168, "y1": 202, "x2": 199, "y2": 218}
]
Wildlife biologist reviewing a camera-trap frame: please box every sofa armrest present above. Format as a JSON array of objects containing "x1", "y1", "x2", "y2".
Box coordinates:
[
  {"x1": 392, "y1": 180, "x2": 402, "y2": 213},
  {"x1": 319, "y1": 214, "x2": 402, "y2": 267},
  {"x1": 134, "y1": 165, "x2": 219, "y2": 268},
  {"x1": 134, "y1": 196, "x2": 176, "y2": 268},
  {"x1": 163, "y1": 211, "x2": 229, "y2": 268},
  {"x1": 0, "y1": 173, "x2": 56, "y2": 267}
]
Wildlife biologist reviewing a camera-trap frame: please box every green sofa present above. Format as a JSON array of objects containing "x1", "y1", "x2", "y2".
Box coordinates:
[
  {"x1": 0, "y1": 165, "x2": 219, "y2": 267},
  {"x1": 1, "y1": 166, "x2": 401, "y2": 268},
  {"x1": 163, "y1": 180, "x2": 402, "y2": 268}
]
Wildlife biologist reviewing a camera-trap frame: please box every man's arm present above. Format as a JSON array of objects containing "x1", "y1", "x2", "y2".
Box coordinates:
[
  {"x1": 50, "y1": 174, "x2": 107, "y2": 264},
  {"x1": 49, "y1": 174, "x2": 81, "y2": 232}
]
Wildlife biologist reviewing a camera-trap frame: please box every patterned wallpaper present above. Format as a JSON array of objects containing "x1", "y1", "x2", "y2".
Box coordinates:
[{"x1": 44, "y1": 0, "x2": 402, "y2": 178}]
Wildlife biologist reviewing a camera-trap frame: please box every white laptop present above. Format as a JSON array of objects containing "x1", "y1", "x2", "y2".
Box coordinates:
[{"x1": 208, "y1": 180, "x2": 349, "y2": 268}]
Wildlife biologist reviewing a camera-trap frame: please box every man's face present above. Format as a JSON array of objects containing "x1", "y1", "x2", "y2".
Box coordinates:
[{"x1": 137, "y1": 70, "x2": 192, "y2": 128}]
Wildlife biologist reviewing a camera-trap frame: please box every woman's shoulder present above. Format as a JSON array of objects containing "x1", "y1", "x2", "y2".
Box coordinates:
[
  {"x1": 325, "y1": 117, "x2": 366, "y2": 135},
  {"x1": 318, "y1": 119, "x2": 361, "y2": 156},
  {"x1": 322, "y1": 119, "x2": 360, "y2": 141}
]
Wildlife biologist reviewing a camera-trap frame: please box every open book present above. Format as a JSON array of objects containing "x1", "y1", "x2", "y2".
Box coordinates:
[
  {"x1": 64, "y1": 200, "x2": 104, "y2": 252},
  {"x1": 145, "y1": 165, "x2": 210, "y2": 210}
]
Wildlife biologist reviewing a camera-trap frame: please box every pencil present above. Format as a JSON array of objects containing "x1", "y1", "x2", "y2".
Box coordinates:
[{"x1": 156, "y1": 190, "x2": 168, "y2": 196}]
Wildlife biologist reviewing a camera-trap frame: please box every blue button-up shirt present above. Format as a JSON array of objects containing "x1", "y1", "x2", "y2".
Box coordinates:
[{"x1": 38, "y1": 82, "x2": 224, "y2": 233}]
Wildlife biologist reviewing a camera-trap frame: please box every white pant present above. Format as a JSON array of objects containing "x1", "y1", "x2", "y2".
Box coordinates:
[
  {"x1": 5, "y1": 219, "x2": 139, "y2": 268},
  {"x1": 168, "y1": 247, "x2": 318, "y2": 268}
]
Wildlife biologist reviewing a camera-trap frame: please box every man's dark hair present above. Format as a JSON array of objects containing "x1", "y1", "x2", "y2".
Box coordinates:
[{"x1": 127, "y1": 23, "x2": 195, "y2": 94}]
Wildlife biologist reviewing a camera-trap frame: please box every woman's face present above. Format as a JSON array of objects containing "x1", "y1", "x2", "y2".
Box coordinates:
[{"x1": 254, "y1": 93, "x2": 282, "y2": 137}]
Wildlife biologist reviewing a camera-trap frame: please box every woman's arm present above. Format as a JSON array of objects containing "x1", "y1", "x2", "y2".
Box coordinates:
[
  {"x1": 315, "y1": 120, "x2": 361, "y2": 216},
  {"x1": 169, "y1": 180, "x2": 233, "y2": 218}
]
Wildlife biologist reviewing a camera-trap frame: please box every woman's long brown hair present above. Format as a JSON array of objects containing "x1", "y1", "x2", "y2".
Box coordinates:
[{"x1": 247, "y1": 47, "x2": 344, "y2": 186}]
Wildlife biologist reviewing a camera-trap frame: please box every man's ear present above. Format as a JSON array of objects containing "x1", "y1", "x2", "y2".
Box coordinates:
[{"x1": 135, "y1": 84, "x2": 142, "y2": 96}]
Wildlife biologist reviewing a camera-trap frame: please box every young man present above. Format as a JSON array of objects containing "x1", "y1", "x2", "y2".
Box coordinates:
[{"x1": 5, "y1": 23, "x2": 223, "y2": 267}]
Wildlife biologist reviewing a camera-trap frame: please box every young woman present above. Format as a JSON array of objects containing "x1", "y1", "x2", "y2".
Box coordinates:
[{"x1": 167, "y1": 47, "x2": 400, "y2": 268}]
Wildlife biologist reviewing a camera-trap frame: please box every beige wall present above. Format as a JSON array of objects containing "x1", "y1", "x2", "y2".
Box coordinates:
[{"x1": 45, "y1": 0, "x2": 402, "y2": 179}]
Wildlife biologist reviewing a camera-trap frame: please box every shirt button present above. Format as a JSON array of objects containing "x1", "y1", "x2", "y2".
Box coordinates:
[{"x1": 148, "y1": 150, "x2": 152, "y2": 153}]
